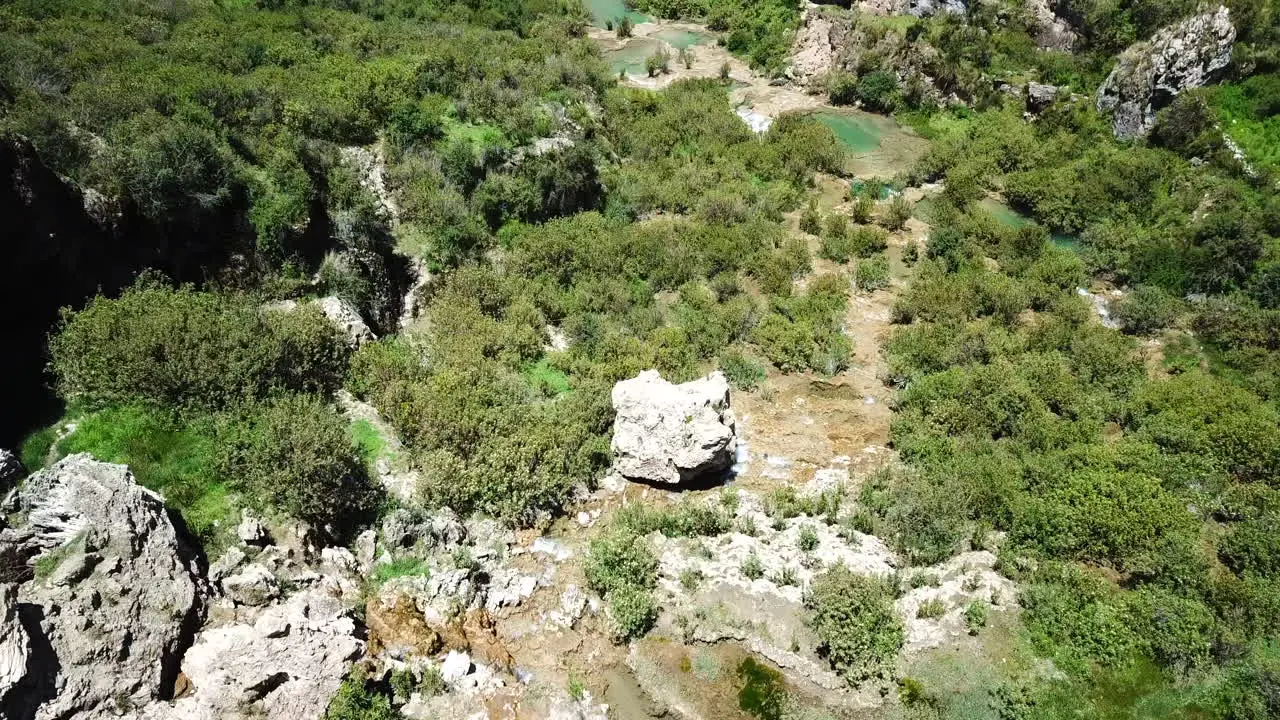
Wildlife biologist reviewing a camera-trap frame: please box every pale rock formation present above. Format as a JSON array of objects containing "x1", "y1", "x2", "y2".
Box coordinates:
[
  {"x1": 1097, "y1": 6, "x2": 1236, "y2": 140},
  {"x1": 221, "y1": 563, "x2": 281, "y2": 607},
  {"x1": 237, "y1": 509, "x2": 270, "y2": 546},
  {"x1": 789, "y1": 7, "x2": 837, "y2": 85},
  {"x1": 0, "y1": 584, "x2": 28, "y2": 701},
  {"x1": 1025, "y1": 0, "x2": 1076, "y2": 50},
  {"x1": 610, "y1": 370, "x2": 737, "y2": 485},
  {"x1": 314, "y1": 296, "x2": 376, "y2": 345},
  {"x1": 133, "y1": 590, "x2": 364, "y2": 720},
  {"x1": 0, "y1": 449, "x2": 22, "y2": 489},
  {"x1": 3, "y1": 455, "x2": 203, "y2": 719},
  {"x1": 265, "y1": 296, "x2": 375, "y2": 346},
  {"x1": 1026, "y1": 82, "x2": 1062, "y2": 113}
]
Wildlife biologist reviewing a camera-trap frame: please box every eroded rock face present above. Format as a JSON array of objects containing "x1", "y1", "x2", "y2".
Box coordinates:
[
  {"x1": 611, "y1": 370, "x2": 737, "y2": 485},
  {"x1": 132, "y1": 590, "x2": 364, "y2": 720},
  {"x1": 1025, "y1": 0, "x2": 1077, "y2": 51},
  {"x1": 2, "y1": 454, "x2": 204, "y2": 720},
  {"x1": 1097, "y1": 6, "x2": 1236, "y2": 140},
  {"x1": 264, "y1": 296, "x2": 375, "y2": 347},
  {"x1": 0, "y1": 449, "x2": 23, "y2": 491},
  {"x1": 0, "y1": 584, "x2": 29, "y2": 702}
]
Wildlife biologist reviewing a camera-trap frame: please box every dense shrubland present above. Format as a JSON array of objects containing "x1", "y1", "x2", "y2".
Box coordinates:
[
  {"x1": 13, "y1": 2, "x2": 851, "y2": 545},
  {"x1": 868, "y1": 159, "x2": 1280, "y2": 713}
]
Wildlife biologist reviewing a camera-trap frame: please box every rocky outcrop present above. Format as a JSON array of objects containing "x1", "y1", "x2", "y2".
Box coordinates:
[
  {"x1": 1025, "y1": 0, "x2": 1076, "y2": 51},
  {"x1": 1097, "y1": 6, "x2": 1236, "y2": 140},
  {"x1": 264, "y1": 296, "x2": 375, "y2": 346},
  {"x1": 133, "y1": 590, "x2": 364, "y2": 720},
  {"x1": 0, "y1": 584, "x2": 28, "y2": 702},
  {"x1": 2, "y1": 454, "x2": 204, "y2": 720},
  {"x1": 611, "y1": 370, "x2": 737, "y2": 485},
  {"x1": 854, "y1": 0, "x2": 964, "y2": 15},
  {"x1": 789, "y1": 7, "x2": 837, "y2": 85},
  {"x1": 1026, "y1": 82, "x2": 1063, "y2": 113},
  {"x1": 0, "y1": 449, "x2": 22, "y2": 490}
]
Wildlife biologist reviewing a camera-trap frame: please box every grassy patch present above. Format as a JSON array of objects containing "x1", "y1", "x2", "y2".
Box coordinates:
[
  {"x1": 33, "y1": 532, "x2": 84, "y2": 581},
  {"x1": 350, "y1": 419, "x2": 391, "y2": 470},
  {"x1": 56, "y1": 405, "x2": 235, "y2": 549},
  {"x1": 523, "y1": 358, "x2": 572, "y2": 396},
  {"x1": 19, "y1": 425, "x2": 57, "y2": 473},
  {"x1": 372, "y1": 556, "x2": 431, "y2": 586}
]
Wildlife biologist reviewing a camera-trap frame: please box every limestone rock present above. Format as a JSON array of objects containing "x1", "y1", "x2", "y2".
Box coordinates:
[
  {"x1": 1097, "y1": 6, "x2": 1236, "y2": 140},
  {"x1": 440, "y1": 651, "x2": 473, "y2": 682},
  {"x1": 610, "y1": 370, "x2": 737, "y2": 485},
  {"x1": 788, "y1": 8, "x2": 836, "y2": 86},
  {"x1": 1026, "y1": 82, "x2": 1062, "y2": 113},
  {"x1": 237, "y1": 509, "x2": 270, "y2": 546},
  {"x1": 314, "y1": 296, "x2": 376, "y2": 346},
  {"x1": 0, "y1": 584, "x2": 29, "y2": 700},
  {"x1": 0, "y1": 449, "x2": 22, "y2": 490},
  {"x1": 1025, "y1": 0, "x2": 1076, "y2": 51},
  {"x1": 6, "y1": 454, "x2": 203, "y2": 719},
  {"x1": 265, "y1": 296, "x2": 375, "y2": 347},
  {"x1": 134, "y1": 590, "x2": 364, "y2": 720},
  {"x1": 222, "y1": 563, "x2": 281, "y2": 607}
]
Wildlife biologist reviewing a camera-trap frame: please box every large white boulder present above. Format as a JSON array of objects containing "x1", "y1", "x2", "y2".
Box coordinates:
[
  {"x1": 1097, "y1": 6, "x2": 1236, "y2": 140},
  {"x1": 610, "y1": 370, "x2": 737, "y2": 485},
  {"x1": 131, "y1": 590, "x2": 364, "y2": 720},
  {"x1": 3, "y1": 455, "x2": 204, "y2": 719}
]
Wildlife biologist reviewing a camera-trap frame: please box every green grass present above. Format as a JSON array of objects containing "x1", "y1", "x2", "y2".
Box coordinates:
[
  {"x1": 350, "y1": 419, "x2": 391, "y2": 470},
  {"x1": 372, "y1": 556, "x2": 431, "y2": 586},
  {"x1": 33, "y1": 532, "x2": 84, "y2": 581},
  {"x1": 19, "y1": 426, "x2": 57, "y2": 473},
  {"x1": 1208, "y1": 76, "x2": 1280, "y2": 173},
  {"x1": 523, "y1": 358, "x2": 572, "y2": 396},
  {"x1": 56, "y1": 405, "x2": 235, "y2": 549}
]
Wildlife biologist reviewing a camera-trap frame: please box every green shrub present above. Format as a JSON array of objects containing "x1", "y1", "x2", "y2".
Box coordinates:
[
  {"x1": 608, "y1": 585, "x2": 658, "y2": 641},
  {"x1": 851, "y1": 226, "x2": 889, "y2": 258},
  {"x1": 1020, "y1": 563, "x2": 1139, "y2": 671},
  {"x1": 799, "y1": 200, "x2": 822, "y2": 235},
  {"x1": 826, "y1": 69, "x2": 859, "y2": 105},
  {"x1": 851, "y1": 194, "x2": 875, "y2": 224},
  {"x1": 325, "y1": 669, "x2": 397, "y2": 720},
  {"x1": 856, "y1": 70, "x2": 900, "y2": 113},
  {"x1": 1111, "y1": 285, "x2": 1182, "y2": 335},
  {"x1": 964, "y1": 600, "x2": 988, "y2": 634},
  {"x1": 215, "y1": 395, "x2": 380, "y2": 535},
  {"x1": 798, "y1": 524, "x2": 820, "y2": 552},
  {"x1": 585, "y1": 527, "x2": 659, "y2": 595},
  {"x1": 855, "y1": 256, "x2": 890, "y2": 291},
  {"x1": 719, "y1": 349, "x2": 768, "y2": 391},
  {"x1": 917, "y1": 598, "x2": 946, "y2": 619},
  {"x1": 805, "y1": 565, "x2": 903, "y2": 685},
  {"x1": 881, "y1": 195, "x2": 911, "y2": 231},
  {"x1": 51, "y1": 281, "x2": 348, "y2": 413},
  {"x1": 615, "y1": 502, "x2": 732, "y2": 538},
  {"x1": 742, "y1": 552, "x2": 765, "y2": 580}
]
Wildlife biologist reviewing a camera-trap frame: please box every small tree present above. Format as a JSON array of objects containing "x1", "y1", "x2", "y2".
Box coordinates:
[
  {"x1": 679, "y1": 47, "x2": 694, "y2": 70},
  {"x1": 616, "y1": 16, "x2": 633, "y2": 38},
  {"x1": 645, "y1": 49, "x2": 671, "y2": 77},
  {"x1": 806, "y1": 565, "x2": 903, "y2": 684},
  {"x1": 882, "y1": 195, "x2": 911, "y2": 231},
  {"x1": 216, "y1": 394, "x2": 380, "y2": 535},
  {"x1": 719, "y1": 61, "x2": 732, "y2": 81}
]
